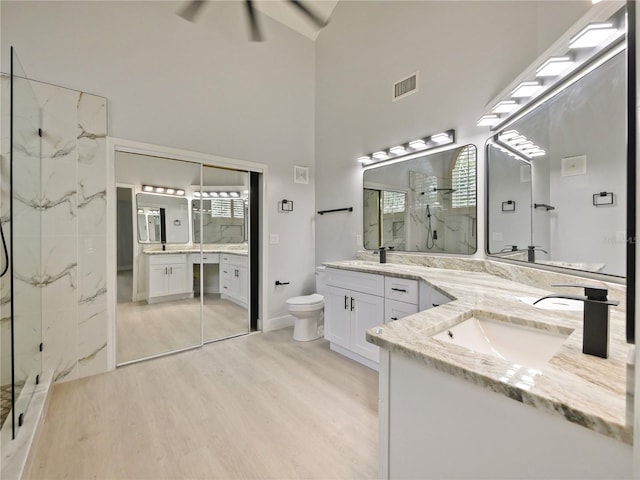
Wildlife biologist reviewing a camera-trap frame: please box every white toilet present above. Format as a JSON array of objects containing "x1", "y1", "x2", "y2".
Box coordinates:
[{"x1": 287, "y1": 267, "x2": 326, "y2": 342}]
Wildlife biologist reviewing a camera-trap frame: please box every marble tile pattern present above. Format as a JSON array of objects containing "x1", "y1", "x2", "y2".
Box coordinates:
[
  {"x1": 323, "y1": 257, "x2": 632, "y2": 444},
  {"x1": 6, "y1": 81, "x2": 109, "y2": 384}
]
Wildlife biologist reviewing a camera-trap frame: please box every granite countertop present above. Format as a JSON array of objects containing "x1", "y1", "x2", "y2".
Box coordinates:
[
  {"x1": 143, "y1": 244, "x2": 248, "y2": 255},
  {"x1": 323, "y1": 259, "x2": 633, "y2": 444}
]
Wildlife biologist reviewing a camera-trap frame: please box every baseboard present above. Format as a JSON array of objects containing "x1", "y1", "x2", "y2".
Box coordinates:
[
  {"x1": 264, "y1": 314, "x2": 295, "y2": 332},
  {"x1": 0, "y1": 369, "x2": 53, "y2": 480}
]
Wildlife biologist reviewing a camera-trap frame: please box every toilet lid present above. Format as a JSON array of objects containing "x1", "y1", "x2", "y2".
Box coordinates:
[{"x1": 286, "y1": 293, "x2": 324, "y2": 306}]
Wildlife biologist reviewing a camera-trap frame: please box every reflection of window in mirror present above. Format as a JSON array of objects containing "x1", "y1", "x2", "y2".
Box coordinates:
[
  {"x1": 137, "y1": 211, "x2": 147, "y2": 241},
  {"x1": 382, "y1": 191, "x2": 406, "y2": 250},
  {"x1": 451, "y1": 145, "x2": 477, "y2": 209}
]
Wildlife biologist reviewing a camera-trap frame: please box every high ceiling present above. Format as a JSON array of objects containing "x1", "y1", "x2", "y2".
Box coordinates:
[{"x1": 253, "y1": 0, "x2": 339, "y2": 40}]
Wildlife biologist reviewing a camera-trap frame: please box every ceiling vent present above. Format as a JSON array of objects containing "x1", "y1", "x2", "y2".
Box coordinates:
[{"x1": 393, "y1": 72, "x2": 418, "y2": 101}]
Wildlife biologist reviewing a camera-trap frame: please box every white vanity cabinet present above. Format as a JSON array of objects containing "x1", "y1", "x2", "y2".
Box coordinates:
[
  {"x1": 324, "y1": 269, "x2": 384, "y2": 367},
  {"x1": 324, "y1": 267, "x2": 453, "y2": 369},
  {"x1": 147, "y1": 254, "x2": 190, "y2": 303},
  {"x1": 221, "y1": 254, "x2": 248, "y2": 307}
]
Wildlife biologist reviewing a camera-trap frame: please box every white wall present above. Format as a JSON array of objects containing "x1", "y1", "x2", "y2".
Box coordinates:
[
  {"x1": 1, "y1": 1, "x2": 317, "y2": 325},
  {"x1": 314, "y1": 0, "x2": 590, "y2": 264}
]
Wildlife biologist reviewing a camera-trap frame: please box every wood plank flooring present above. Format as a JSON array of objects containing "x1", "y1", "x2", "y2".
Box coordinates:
[{"x1": 26, "y1": 328, "x2": 379, "y2": 479}]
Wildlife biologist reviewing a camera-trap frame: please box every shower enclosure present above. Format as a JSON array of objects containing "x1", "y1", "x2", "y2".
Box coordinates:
[{"x1": 1, "y1": 47, "x2": 43, "y2": 440}]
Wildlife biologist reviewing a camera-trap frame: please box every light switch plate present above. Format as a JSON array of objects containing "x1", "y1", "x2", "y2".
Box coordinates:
[
  {"x1": 270, "y1": 234, "x2": 279, "y2": 244},
  {"x1": 561, "y1": 155, "x2": 587, "y2": 177}
]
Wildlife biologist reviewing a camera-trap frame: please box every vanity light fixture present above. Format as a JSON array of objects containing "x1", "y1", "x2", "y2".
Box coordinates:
[
  {"x1": 477, "y1": 114, "x2": 500, "y2": 127},
  {"x1": 511, "y1": 81, "x2": 543, "y2": 99},
  {"x1": 536, "y1": 56, "x2": 574, "y2": 77},
  {"x1": 491, "y1": 100, "x2": 519, "y2": 114},
  {"x1": 429, "y1": 132, "x2": 452, "y2": 144},
  {"x1": 207, "y1": 192, "x2": 217, "y2": 197},
  {"x1": 229, "y1": 192, "x2": 240, "y2": 198},
  {"x1": 357, "y1": 129, "x2": 456, "y2": 166},
  {"x1": 142, "y1": 185, "x2": 186, "y2": 196},
  {"x1": 408, "y1": 139, "x2": 427, "y2": 150},
  {"x1": 498, "y1": 130, "x2": 520, "y2": 141},
  {"x1": 219, "y1": 192, "x2": 229, "y2": 197},
  {"x1": 193, "y1": 191, "x2": 201, "y2": 197},
  {"x1": 569, "y1": 22, "x2": 617, "y2": 49}
]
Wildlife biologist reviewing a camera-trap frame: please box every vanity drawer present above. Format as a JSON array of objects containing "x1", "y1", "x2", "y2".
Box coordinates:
[
  {"x1": 324, "y1": 268, "x2": 384, "y2": 297},
  {"x1": 148, "y1": 254, "x2": 186, "y2": 265},
  {"x1": 385, "y1": 298, "x2": 419, "y2": 323},
  {"x1": 221, "y1": 254, "x2": 248, "y2": 267},
  {"x1": 190, "y1": 253, "x2": 220, "y2": 264},
  {"x1": 385, "y1": 277, "x2": 418, "y2": 305}
]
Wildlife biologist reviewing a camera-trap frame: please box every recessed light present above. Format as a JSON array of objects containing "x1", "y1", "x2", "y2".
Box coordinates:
[
  {"x1": 536, "y1": 56, "x2": 574, "y2": 77},
  {"x1": 389, "y1": 146, "x2": 406, "y2": 155},
  {"x1": 477, "y1": 114, "x2": 500, "y2": 126},
  {"x1": 430, "y1": 132, "x2": 451, "y2": 144},
  {"x1": 491, "y1": 101, "x2": 519, "y2": 114},
  {"x1": 569, "y1": 22, "x2": 617, "y2": 49},
  {"x1": 511, "y1": 81, "x2": 542, "y2": 99}
]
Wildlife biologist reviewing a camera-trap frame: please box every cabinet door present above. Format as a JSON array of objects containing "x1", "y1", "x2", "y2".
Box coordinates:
[
  {"x1": 235, "y1": 265, "x2": 248, "y2": 304},
  {"x1": 148, "y1": 264, "x2": 169, "y2": 297},
  {"x1": 167, "y1": 263, "x2": 187, "y2": 295},
  {"x1": 385, "y1": 298, "x2": 419, "y2": 324},
  {"x1": 351, "y1": 291, "x2": 384, "y2": 362},
  {"x1": 324, "y1": 285, "x2": 351, "y2": 349}
]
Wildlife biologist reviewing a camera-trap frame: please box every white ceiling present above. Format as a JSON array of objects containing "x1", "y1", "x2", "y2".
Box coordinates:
[{"x1": 253, "y1": 0, "x2": 339, "y2": 40}]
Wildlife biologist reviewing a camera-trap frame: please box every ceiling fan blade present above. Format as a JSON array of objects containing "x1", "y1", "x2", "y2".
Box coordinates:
[
  {"x1": 288, "y1": 0, "x2": 329, "y2": 28},
  {"x1": 245, "y1": 0, "x2": 263, "y2": 42},
  {"x1": 177, "y1": 0, "x2": 207, "y2": 22}
]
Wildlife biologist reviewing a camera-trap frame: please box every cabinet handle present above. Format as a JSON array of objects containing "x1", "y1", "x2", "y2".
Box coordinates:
[
  {"x1": 350, "y1": 297, "x2": 355, "y2": 311},
  {"x1": 391, "y1": 287, "x2": 407, "y2": 293},
  {"x1": 344, "y1": 295, "x2": 348, "y2": 309},
  {"x1": 170, "y1": 266, "x2": 173, "y2": 275},
  {"x1": 391, "y1": 317, "x2": 398, "y2": 321},
  {"x1": 432, "y1": 303, "x2": 441, "y2": 307},
  {"x1": 165, "y1": 267, "x2": 168, "y2": 275}
]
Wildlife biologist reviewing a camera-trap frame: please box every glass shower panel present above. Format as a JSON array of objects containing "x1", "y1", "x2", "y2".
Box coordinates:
[
  {"x1": 200, "y1": 165, "x2": 249, "y2": 342},
  {"x1": 9, "y1": 47, "x2": 43, "y2": 438},
  {"x1": 115, "y1": 153, "x2": 202, "y2": 364}
]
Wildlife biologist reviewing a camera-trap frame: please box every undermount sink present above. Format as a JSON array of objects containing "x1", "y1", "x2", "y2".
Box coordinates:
[
  {"x1": 518, "y1": 296, "x2": 584, "y2": 311},
  {"x1": 432, "y1": 315, "x2": 569, "y2": 370}
]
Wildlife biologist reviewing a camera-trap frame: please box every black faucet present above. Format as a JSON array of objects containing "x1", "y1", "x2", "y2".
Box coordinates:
[
  {"x1": 534, "y1": 284, "x2": 619, "y2": 358},
  {"x1": 527, "y1": 245, "x2": 548, "y2": 262},
  {"x1": 377, "y1": 246, "x2": 387, "y2": 264}
]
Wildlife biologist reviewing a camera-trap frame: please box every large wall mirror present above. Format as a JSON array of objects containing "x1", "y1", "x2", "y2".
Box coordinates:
[
  {"x1": 136, "y1": 193, "x2": 189, "y2": 243},
  {"x1": 486, "y1": 47, "x2": 626, "y2": 277},
  {"x1": 363, "y1": 144, "x2": 477, "y2": 254}
]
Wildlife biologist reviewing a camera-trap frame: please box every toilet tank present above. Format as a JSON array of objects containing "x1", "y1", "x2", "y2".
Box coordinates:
[{"x1": 315, "y1": 266, "x2": 327, "y2": 296}]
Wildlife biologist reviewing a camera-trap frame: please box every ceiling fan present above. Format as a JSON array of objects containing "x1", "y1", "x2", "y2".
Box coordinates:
[{"x1": 177, "y1": 0, "x2": 330, "y2": 42}]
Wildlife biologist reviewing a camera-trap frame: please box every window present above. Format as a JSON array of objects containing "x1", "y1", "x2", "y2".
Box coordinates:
[
  {"x1": 383, "y1": 191, "x2": 406, "y2": 214},
  {"x1": 451, "y1": 145, "x2": 476, "y2": 208},
  {"x1": 211, "y1": 199, "x2": 245, "y2": 218}
]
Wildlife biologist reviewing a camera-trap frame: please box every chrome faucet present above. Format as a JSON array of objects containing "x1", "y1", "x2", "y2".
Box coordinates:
[{"x1": 534, "y1": 284, "x2": 619, "y2": 358}]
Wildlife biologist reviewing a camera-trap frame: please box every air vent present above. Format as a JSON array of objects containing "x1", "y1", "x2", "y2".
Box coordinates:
[{"x1": 393, "y1": 72, "x2": 418, "y2": 101}]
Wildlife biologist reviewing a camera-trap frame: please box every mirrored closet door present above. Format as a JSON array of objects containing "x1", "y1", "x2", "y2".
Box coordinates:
[{"x1": 115, "y1": 153, "x2": 253, "y2": 365}]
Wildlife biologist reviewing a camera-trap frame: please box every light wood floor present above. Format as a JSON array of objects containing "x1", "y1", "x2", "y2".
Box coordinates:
[
  {"x1": 27, "y1": 328, "x2": 379, "y2": 479},
  {"x1": 117, "y1": 295, "x2": 249, "y2": 364}
]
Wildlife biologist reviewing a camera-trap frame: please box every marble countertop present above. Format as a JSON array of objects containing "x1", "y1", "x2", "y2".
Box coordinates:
[
  {"x1": 143, "y1": 244, "x2": 248, "y2": 255},
  {"x1": 323, "y1": 259, "x2": 633, "y2": 444}
]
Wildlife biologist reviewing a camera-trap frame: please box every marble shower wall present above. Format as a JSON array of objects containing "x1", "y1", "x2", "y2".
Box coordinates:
[{"x1": 2, "y1": 78, "x2": 108, "y2": 384}]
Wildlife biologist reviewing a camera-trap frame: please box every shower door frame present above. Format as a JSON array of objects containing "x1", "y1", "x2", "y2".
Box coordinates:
[{"x1": 105, "y1": 137, "x2": 268, "y2": 370}]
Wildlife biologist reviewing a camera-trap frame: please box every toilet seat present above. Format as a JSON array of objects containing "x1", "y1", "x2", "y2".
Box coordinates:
[{"x1": 286, "y1": 294, "x2": 324, "y2": 312}]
